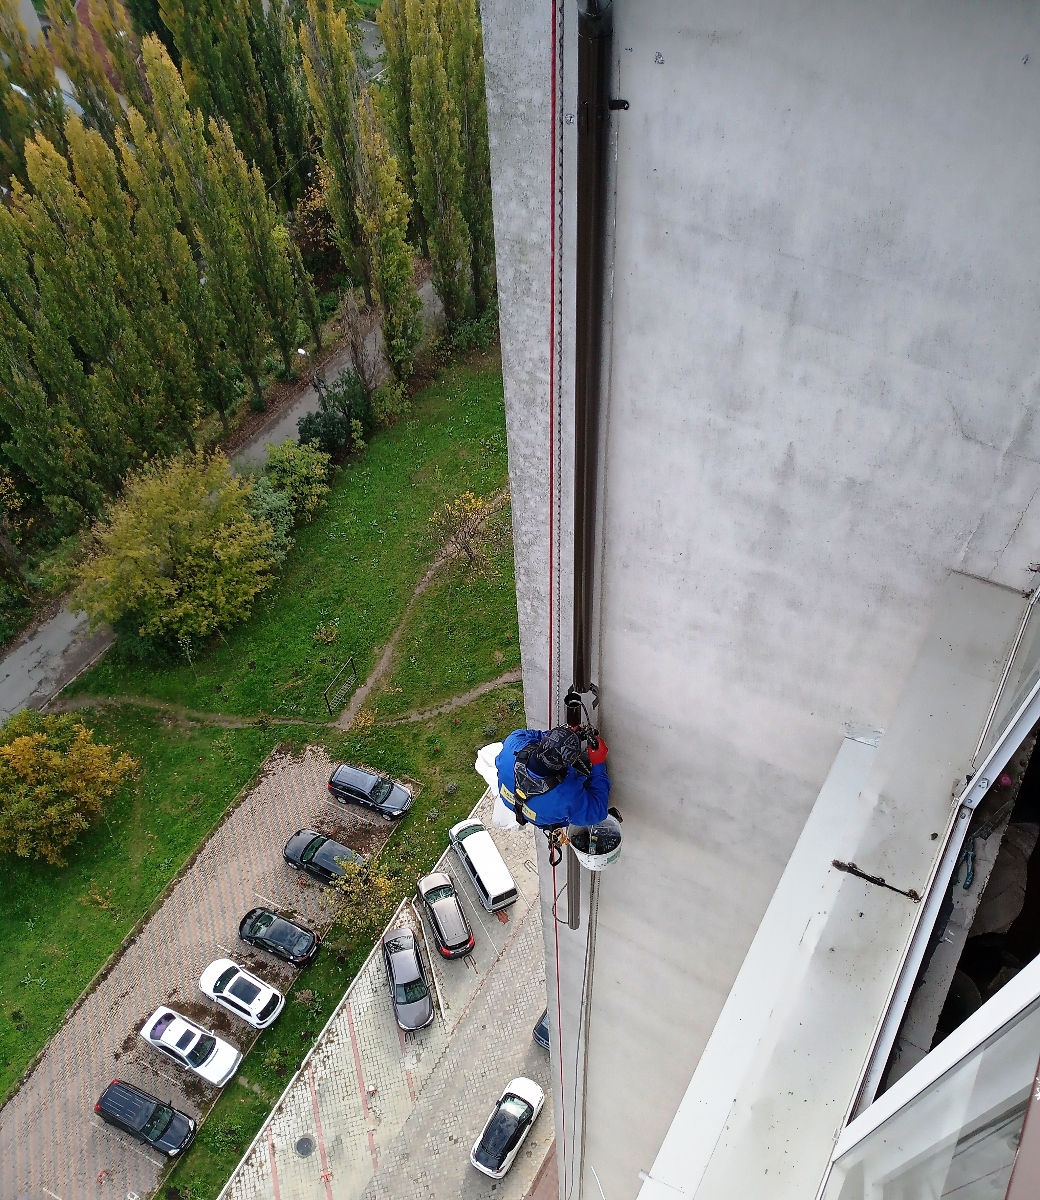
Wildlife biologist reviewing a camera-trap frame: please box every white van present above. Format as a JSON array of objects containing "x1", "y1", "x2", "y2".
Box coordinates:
[{"x1": 448, "y1": 819, "x2": 519, "y2": 912}]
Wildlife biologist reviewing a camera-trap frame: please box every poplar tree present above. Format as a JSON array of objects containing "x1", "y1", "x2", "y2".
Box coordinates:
[
  {"x1": 144, "y1": 37, "x2": 268, "y2": 406},
  {"x1": 159, "y1": 0, "x2": 279, "y2": 196},
  {"x1": 0, "y1": 56, "x2": 33, "y2": 186},
  {"x1": 46, "y1": 0, "x2": 125, "y2": 149},
  {"x1": 120, "y1": 108, "x2": 238, "y2": 430},
  {"x1": 17, "y1": 136, "x2": 137, "y2": 487},
  {"x1": 283, "y1": 226, "x2": 324, "y2": 352},
  {"x1": 247, "y1": 0, "x2": 312, "y2": 210},
  {"x1": 406, "y1": 0, "x2": 473, "y2": 322},
  {"x1": 66, "y1": 118, "x2": 202, "y2": 450},
  {"x1": 94, "y1": 0, "x2": 153, "y2": 115},
  {"x1": 0, "y1": 0, "x2": 68, "y2": 173},
  {"x1": 206, "y1": 116, "x2": 301, "y2": 376},
  {"x1": 0, "y1": 202, "x2": 102, "y2": 517},
  {"x1": 375, "y1": 0, "x2": 416, "y2": 227},
  {"x1": 299, "y1": 0, "x2": 367, "y2": 293},
  {"x1": 443, "y1": 0, "x2": 495, "y2": 311},
  {"x1": 356, "y1": 90, "x2": 421, "y2": 381}
]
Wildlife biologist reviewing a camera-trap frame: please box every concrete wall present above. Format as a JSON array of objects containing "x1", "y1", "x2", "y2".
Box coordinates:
[{"x1": 482, "y1": 0, "x2": 1040, "y2": 1195}]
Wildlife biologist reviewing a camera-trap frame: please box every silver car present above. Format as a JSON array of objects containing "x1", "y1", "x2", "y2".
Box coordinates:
[
  {"x1": 381, "y1": 927, "x2": 435, "y2": 1030},
  {"x1": 417, "y1": 872, "x2": 475, "y2": 959}
]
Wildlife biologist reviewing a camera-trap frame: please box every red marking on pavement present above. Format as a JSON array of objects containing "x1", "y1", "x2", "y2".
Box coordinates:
[
  {"x1": 397, "y1": 1026, "x2": 417, "y2": 1103},
  {"x1": 496, "y1": 910, "x2": 510, "y2": 923},
  {"x1": 345, "y1": 1003, "x2": 381, "y2": 1174},
  {"x1": 305, "y1": 1065, "x2": 335, "y2": 1200},
  {"x1": 266, "y1": 1126, "x2": 282, "y2": 1200}
]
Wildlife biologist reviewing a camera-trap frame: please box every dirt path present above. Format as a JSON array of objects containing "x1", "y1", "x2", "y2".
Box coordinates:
[
  {"x1": 383, "y1": 668, "x2": 523, "y2": 725},
  {"x1": 48, "y1": 692, "x2": 315, "y2": 728},
  {"x1": 336, "y1": 486, "x2": 510, "y2": 731}
]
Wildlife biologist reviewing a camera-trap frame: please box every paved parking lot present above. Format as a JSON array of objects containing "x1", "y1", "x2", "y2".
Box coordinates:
[
  {"x1": 2, "y1": 746, "x2": 386, "y2": 1200},
  {"x1": 222, "y1": 793, "x2": 552, "y2": 1200}
]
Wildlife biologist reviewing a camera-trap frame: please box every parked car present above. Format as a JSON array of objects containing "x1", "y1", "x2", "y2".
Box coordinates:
[
  {"x1": 381, "y1": 927, "x2": 435, "y2": 1030},
  {"x1": 238, "y1": 907, "x2": 319, "y2": 966},
  {"x1": 327, "y1": 762, "x2": 413, "y2": 820},
  {"x1": 94, "y1": 1079, "x2": 196, "y2": 1157},
  {"x1": 533, "y1": 1008, "x2": 550, "y2": 1051},
  {"x1": 417, "y1": 872, "x2": 475, "y2": 958},
  {"x1": 448, "y1": 818, "x2": 519, "y2": 911},
  {"x1": 199, "y1": 959, "x2": 284, "y2": 1029},
  {"x1": 282, "y1": 829, "x2": 363, "y2": 884},
  {"x1": 139, "y1": 1007, "x2": 241, "y2": 1087},
  {"x1": 470, "y1": 1076, "x2": 546, "y2": 1179}
]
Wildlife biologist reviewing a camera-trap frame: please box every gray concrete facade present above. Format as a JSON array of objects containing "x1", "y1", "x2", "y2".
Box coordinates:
[{"x1": 481, "y1": 0, "x2": 1040, "y2": 1196}]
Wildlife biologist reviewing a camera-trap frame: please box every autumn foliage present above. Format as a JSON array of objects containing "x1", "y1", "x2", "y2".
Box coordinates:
[{"x1": 0, "y1": 710, "x2": 138, "y2": 865}]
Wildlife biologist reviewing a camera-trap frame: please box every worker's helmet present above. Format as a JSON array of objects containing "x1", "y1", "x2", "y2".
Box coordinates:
[{"x1": 536, "y1": 727, "x2": 583, "y2": 772}]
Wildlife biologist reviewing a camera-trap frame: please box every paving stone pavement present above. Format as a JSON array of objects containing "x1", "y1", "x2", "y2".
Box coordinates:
[
  {"x1": 1, "y1": 745, "x2": 387, "y2": 1200},
  {"x1": 222, "y1": 793, "x2": 551, "y2": 1200}
]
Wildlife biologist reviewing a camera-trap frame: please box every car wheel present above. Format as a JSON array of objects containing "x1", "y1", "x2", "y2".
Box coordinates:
[{"x1": 382, "y1": 812, "x2": 394, "y2": 823}]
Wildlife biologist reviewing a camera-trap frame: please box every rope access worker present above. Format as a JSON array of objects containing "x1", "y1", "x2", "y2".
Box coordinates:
[{"x1": 495, "y1": 725, "x2": 612, "y2": 830}]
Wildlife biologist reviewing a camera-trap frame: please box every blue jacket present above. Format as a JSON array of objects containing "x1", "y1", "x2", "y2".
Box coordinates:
[{"x1": 495, "y1": 729, "x2": 611, "y2": 829}]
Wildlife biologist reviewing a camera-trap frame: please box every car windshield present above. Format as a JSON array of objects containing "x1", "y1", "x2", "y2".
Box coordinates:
[
  {"x1": 288, "y1": 928, "x2": 313, "y2": 954},
  {"x1": 299, "y1": 835, "x2": 324, "y2": 863},
  {"x1": 395, "y1": 978, "x2": 429, "y2": 1004},
  {"x1": 426, "y1": 885, "x2": 454, "y2": 903},
  {"x1": 140, "y1": 1103, "x2": 174, "y2": 1140},
  {"x1": 371, "y1": 779, "x2": 393, "y2": 803},
  {"x1": 258, "y1": 994, "x2": 281, "y2": 1021},
  {"x1": 212, "y1": 966, "x2": 237, "y2": 994},
  {"x1": 186, "y1": 1034, "x2": 216, "y2": 1067},
  {"x1": 249, "y1": 913, "x2": 273, "y2": 936},
  {"x1": 149, "y1": 1012, "x2": 175, "y2": 1040},
  {"x1": 455, "y1": 823, "x2": 482, "y2": 842},
  {"x1": 228, "y1": 977, "x2": 261, "y2": 1005},
  {"x1": 477, "y1": 1097, "x2": 532, "y2": 1165}
]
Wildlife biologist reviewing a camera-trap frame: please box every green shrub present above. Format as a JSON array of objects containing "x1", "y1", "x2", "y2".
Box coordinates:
[
  {"x1": 262, "y1": 441, "x2": 332, "y2": 523},
  {"x1": 248, "y1": 474, "x2": 295, "y2": 566},
  {"x1": 372, "y1": 379, "x2": 410, "y2": 427}
]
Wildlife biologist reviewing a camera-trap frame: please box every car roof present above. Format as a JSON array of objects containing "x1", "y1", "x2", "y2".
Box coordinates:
[
  {"x1": 98, "y1": 1079, "x2": 156, "y2": 1127},
  {"x1": 331, "y1": 763, "x2": 379, "y2": 792},
  {"x1": 313, "y1": 836, "x2": 360, "y2": 870}
]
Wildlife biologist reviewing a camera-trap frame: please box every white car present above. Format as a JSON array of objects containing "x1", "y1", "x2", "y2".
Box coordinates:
[
  {"x1": 139, "y1": 1006, "x2": 242, "y2": 1087},
  {"x1": 199, "y1": 958, "x2": 284, "y2": 1029},
  {"x1": 470, "y1": 1076, "x2": 545, "y2": 1179}
]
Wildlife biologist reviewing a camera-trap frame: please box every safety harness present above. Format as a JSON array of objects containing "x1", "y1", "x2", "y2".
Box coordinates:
[{"x1": 511, "y1": 744, "x2": 565, "y2": 826}]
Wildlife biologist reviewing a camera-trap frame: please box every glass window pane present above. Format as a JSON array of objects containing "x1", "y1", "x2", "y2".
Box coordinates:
[{"x1": 823, "y1": 1000, "x2": 1040, "y2": 1200}]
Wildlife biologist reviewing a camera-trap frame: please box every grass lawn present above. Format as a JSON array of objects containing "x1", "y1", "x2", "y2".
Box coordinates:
[
  {"x1": 0, "y1": 709, "x2": 286, "y2": 1103},
  {"x1": 160, "y1": 686, "x2": 524, "y2": 1200},
  {"x1": 70, "y1": 354, "x2": 508, "y2": 721},
  {"x1": 369, "y1": 505, "x2": 521, "y2": 720}
]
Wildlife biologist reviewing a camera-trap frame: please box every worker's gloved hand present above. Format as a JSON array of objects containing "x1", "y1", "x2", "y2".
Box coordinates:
[{"x1": 587, "y1": 738, "x2": 608, "y2": 765}]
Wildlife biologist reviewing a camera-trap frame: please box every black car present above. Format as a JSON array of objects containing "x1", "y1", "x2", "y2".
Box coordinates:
[
  {"x1": 95, "y1": 1079, "x2": 196, "y2": 1157},
  {"x1": 238, "y1": 907, "x2": 319, "y2": 966},
  {"x1": 282, "y1": 829, "x2": 363, "y2": 884},
  {"x1": 417, "y1": 872, "x2": 474, "y2": 958},
  {"x1": 533, "y1": 1008, "x2": 550, "y2": 1051},
  {"x1": 328, "y1": 763, "x2": 413, "y2": 820}
]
